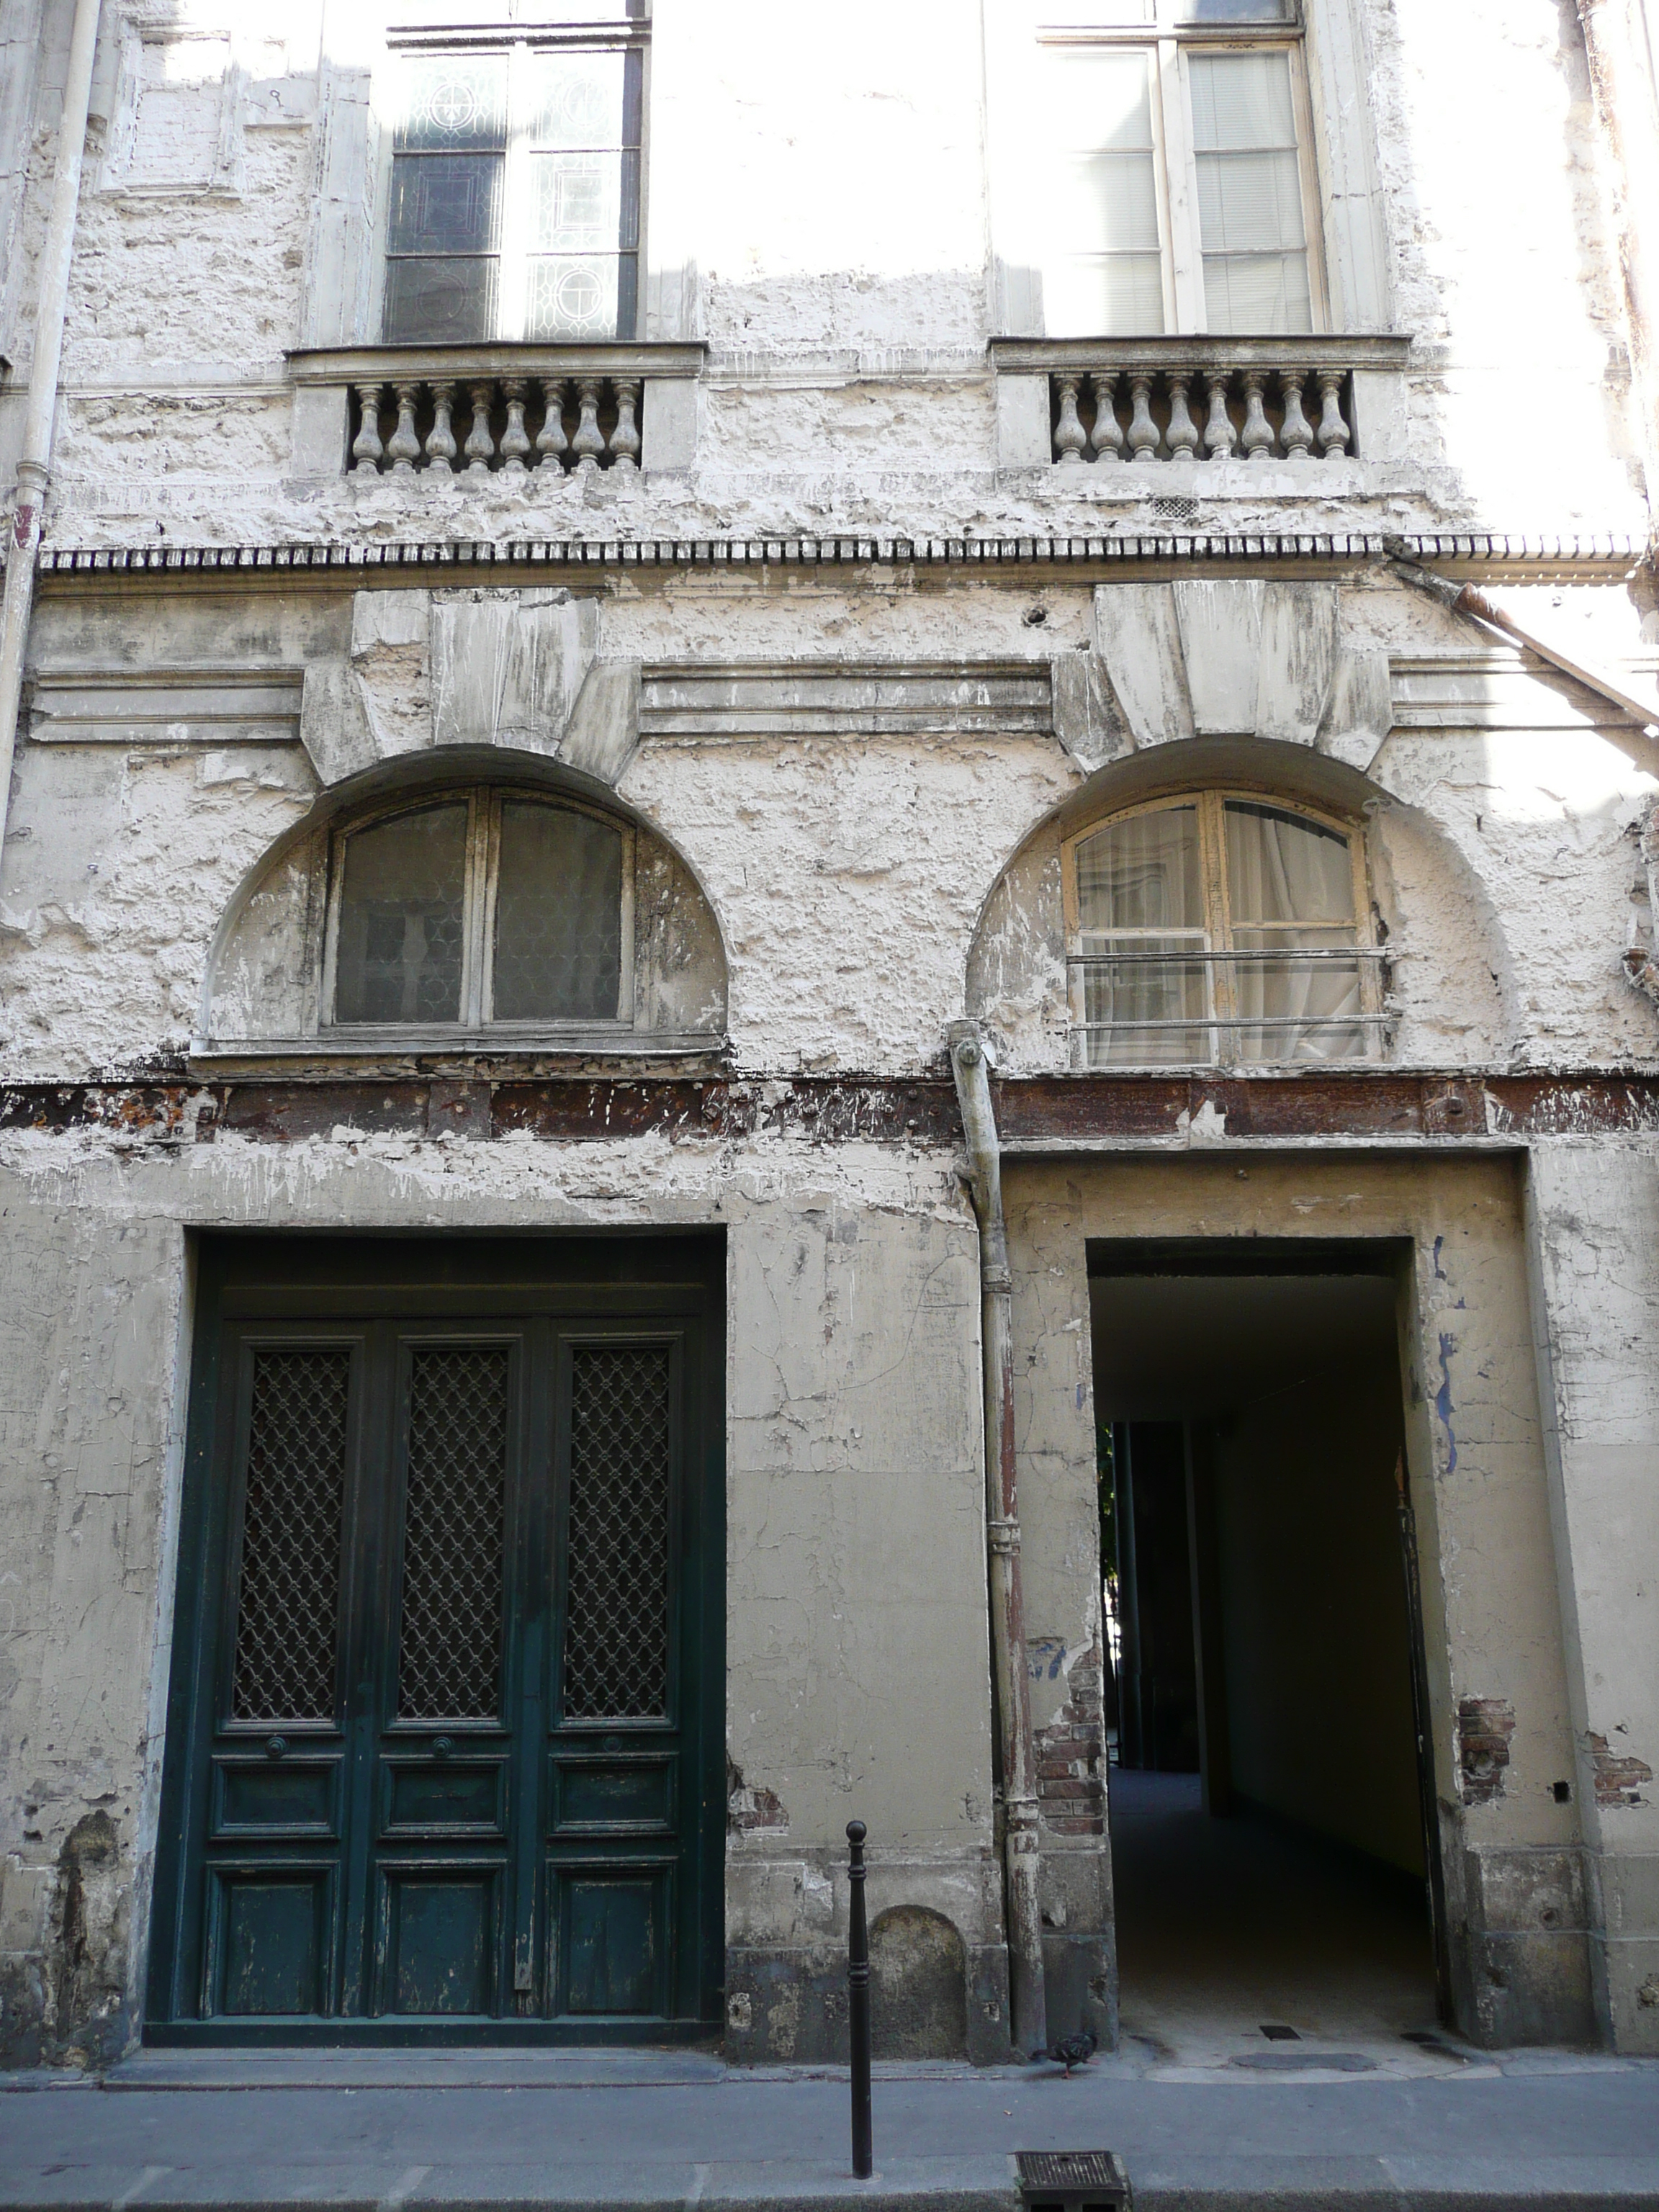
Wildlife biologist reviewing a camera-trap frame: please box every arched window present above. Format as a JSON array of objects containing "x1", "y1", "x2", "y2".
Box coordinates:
[
  {"x1": 324, "y1": 788, "x2": 630, "y2": 1032},
  {"x1": 1063, "y1": 793, "x2": 1382, "y2": 1067}
]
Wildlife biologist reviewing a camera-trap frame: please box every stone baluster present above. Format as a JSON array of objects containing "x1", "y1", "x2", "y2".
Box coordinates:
[
  {"x1": 1240, "y1": 370, "x2": 1274, "y2": 461},
  {"x1": 386, "y1": 383, "x2": 421, "y2": 472},
  {"x1": 1088, "y1": 372, "x2": 1125, "y2": 462},
  {"x1": 1280, "y1": 372, "x2": 1314, "y2": 459},
  {"x1": 611, "y1": 379, "x2": 642, "y2": 472},
  {"x1": 464, "y1": 382, "x2": 496, "y2": 473},
  {"x1": 1315, "y1": 369, "x2": 1352, "y2": 459},
  {"x1": 1126, "y1": 373, "x2": 1160, "y2": 463},
  {"x1": 536, "y1": 379, "x2": 569, "y2": 471},
  {"x1": 1166, "y1": 373, "x2": 1199, "y2": 461},
  {"x1": 571, "y1": 377, "x2": 606, "y2": 472},
  {"x1": 426, "y1": 384, "x2": 457, "y2": 473},
  {"x1": 1201, "y1": 371, "x2": 1235, "y2": 460},
  {"x1": 351, "y1": 384, "x2": 385, "y2": 472},
  {"x1": 500, "y1": 379, "x2": 531, "y2": 474},
  {"x1": 1053, "y1": 375, "x2": 1088, "y2": 464}
]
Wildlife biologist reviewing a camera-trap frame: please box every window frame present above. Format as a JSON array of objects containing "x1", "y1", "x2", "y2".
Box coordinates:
[
  {"x1": 374, "y1": 22, "x2": 649, "y2": 347},
  {"x1": 1060, "y1": 788, "x2": 1382, "y2": 1069},
  {"x1": 1035, "y1": 1, "x2": 1330, "y2": 336},
  {"x1": 319, "y1": 786, "x2": 636, "y2": 1041}
]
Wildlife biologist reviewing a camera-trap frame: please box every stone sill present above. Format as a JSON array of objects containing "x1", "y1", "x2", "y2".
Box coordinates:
[
  {"x1": 192, "y1": 1034, "x2": 729, "y2": 1075},
  {"x1": 285, "y1": 341, "x2": 706, "y2": 386},
  {"x1": 989, "y1": 333, "x2": 1414, "y2": 375}
]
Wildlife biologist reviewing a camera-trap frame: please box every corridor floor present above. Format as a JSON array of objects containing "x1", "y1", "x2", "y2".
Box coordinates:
[{"x1": 1107, "y1": 1767, "x2": 1446, "y2": 2074}]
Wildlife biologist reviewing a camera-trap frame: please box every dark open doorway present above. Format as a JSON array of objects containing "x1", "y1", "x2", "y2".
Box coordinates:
[{"x1": 1089, "y1": 1241, "x2": 1446, "y2": 2062}]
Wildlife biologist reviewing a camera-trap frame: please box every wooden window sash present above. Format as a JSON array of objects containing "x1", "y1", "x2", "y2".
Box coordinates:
[
  {"x1": 1035, "y1": 4, "x2": 1328, "y2": 335},
  {"x1": 1062, "y1": 788, "x2": 1377, "y2": 1068}
]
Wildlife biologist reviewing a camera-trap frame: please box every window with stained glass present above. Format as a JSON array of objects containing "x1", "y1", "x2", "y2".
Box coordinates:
[
  {"x1": 383, "y1": 42, "x2": 643, "y2": 344},
  {"x1": 1064, "y1": 791, "x2": 1384, "y2": 1066},
  {"x1": 327, "y1": 791, "x2": 631, "y2": 1032},
  {"x1": 1034, "y1": 0, "x2": 1322, "y2": 336}
]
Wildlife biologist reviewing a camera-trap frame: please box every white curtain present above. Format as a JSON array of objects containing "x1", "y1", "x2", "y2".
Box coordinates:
[
  {"x1": 1225, "y1": 806, "x2": 1362, "y2": 1062},
  {"x1": 1078, "y1": 810, "x2": 1208, "y2": 1065}
]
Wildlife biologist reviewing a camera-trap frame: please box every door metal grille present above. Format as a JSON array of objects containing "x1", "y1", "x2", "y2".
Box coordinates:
[
  {"x1": 563, "y1": 1345, "x2": 673, "y2": 1719},
  {"x1": 397, "y1": 1345, "x2": 510, "y2": 1719},
  {"x1": 230, "y1": 1348, "x2": 350, "y2": 1722}
]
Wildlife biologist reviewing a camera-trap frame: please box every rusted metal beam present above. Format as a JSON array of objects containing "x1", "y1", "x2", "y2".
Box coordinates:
[{"x1": 6, "y1": 1070, "x2": 1659, "y2": 1146}]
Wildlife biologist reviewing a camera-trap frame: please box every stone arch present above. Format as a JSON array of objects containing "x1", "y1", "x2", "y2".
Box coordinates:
[
  {"x1": 869, "y1": 1905, "x2": 968, "y2": 2060},
  {"x1": 197, "y1": 745, "x2": 728, "y2": 1055},
  {"x1": 966, "y1": 735, "x2": 1508, "y2": 1072}
]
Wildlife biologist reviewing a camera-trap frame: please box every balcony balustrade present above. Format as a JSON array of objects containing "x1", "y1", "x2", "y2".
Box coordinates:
[
  {"x1": 989, "y1": 336, "x2": 1413, "y2": 469},
  {"x1": 284, "y1": 344, "x2": 704, "y2": 481}
]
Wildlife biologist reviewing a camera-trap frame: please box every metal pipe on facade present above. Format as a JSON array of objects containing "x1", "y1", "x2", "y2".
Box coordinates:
[
  {"x1": 1384, "y1": 544, "x2": 1659, "y2": 734},
  {"x1": 0, "y1": 0, "x2": 103, "y2": 859},
  {"x1": 946, "y1": 1019, "x2": 1048, "y2": 2060}
]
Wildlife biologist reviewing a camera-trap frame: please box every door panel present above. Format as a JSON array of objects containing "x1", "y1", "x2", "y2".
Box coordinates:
[
  {"x1": 228, "y1": 1345, "x2": 353, "y2": 1727},
  {"x1": 554, "y1": 1864, "x2": 671, "y2": 2016},
  {"x1": 394, "y1": 1343, "x2": 512, "y2": 1723},
  {"x1": 378, "y1": 1866, "x2": 504, "y2": 2015},
  {"x1": 552, "y1": 1755, "x2": 675, "y2": 1833},
  {"x1": 215, "y1": 1758, "x2": 338, "y2": 1835},
  {"x1": 559, "y1": 1341, "x2": 676, "y2": 1722},
  {"x1": 148, "y1": 1236, "x2": 724, "y2": 2045},
  {"x1": 209, "y1": 1868, "x2": 336, "y2": 2018}
]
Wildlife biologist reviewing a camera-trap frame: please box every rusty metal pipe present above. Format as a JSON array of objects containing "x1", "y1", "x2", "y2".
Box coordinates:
[
  {"x1": 1384, "y1": 544, "x2": 1659, "y2": 733},
  {"x1": 946, "y1": 1020, "x2": 1048, "y2": 2059}
]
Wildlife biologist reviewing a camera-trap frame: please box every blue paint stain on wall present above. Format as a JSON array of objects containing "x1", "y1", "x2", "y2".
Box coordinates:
[
  {"x1": 1432, "y1": 1235, "x2": 1447, "y2": 1281},
  {"x1": 1437, "y1": 1332, "x2": 1459, "y2": 1474}
]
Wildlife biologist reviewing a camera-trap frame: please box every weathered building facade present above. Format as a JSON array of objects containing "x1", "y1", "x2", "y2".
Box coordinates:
[{"x1": 1, "y1": 0, "x2": 1658, "y2": 2071}]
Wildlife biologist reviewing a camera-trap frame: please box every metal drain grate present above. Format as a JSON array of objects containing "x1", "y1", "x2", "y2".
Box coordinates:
[{"x1": 1016, "y1": 2150, "x2": 1130, "y2": 2212}]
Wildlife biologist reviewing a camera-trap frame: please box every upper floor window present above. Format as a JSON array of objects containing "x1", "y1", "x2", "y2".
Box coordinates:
[
  {"x1": 1064, "y1": 792, "x2": 1382, "y2": 1066},
  {"x1": 382, "y1": 35, "x2": 644, "y2": 345},
  {"x1": 325, "y1": 790, "x2": 630, "y2": 1032},
  {"x1": 1038, "y1": 0, "x2": 1323, "y2": 336}
]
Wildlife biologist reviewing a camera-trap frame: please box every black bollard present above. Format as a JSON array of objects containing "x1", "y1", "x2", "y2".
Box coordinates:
[{"x1": 847, "y1": 1819, "x2": 873, "y2": 2178}]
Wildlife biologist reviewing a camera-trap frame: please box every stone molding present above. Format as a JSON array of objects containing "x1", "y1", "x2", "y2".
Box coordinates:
[
  {"x1": 989, "y1": 336, "x2": 1415, "y2": 377},
  {"x1": 26, "y1": 672, "x2": 302, "y2": 747},
  {"x1": 1089, "y1": 577, "x2": 1390, "y2": 770},
  {"x1": 21, "y1": 532, "x2": 1646, "y2": 582},
  {"x1": 639, "y1": 662, "x2": 1053, "y2": 739},
  {"x1": 285, "y1": 342, "x2": 707, "y2": 387}
]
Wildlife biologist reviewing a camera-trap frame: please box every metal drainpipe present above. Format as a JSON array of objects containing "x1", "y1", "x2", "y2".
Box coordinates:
[
  {"x1": 1387, "y1": 544, "x2": 1659, "y2": 997},
  {"x1": 946, "y1": 1020, "x2": 1048, "y2": 2060},
  {"x1": 1384, "y1": 544, "x2": 1659, "y2": 734},
  {"x1": 0, "y1": 0, "x2": 104, "y2": 858}
]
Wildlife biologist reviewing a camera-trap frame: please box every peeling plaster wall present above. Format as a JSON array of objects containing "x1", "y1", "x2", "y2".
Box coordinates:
[
  {"x1": 12, "y1": 576, "x2": 1659, "y2": 1082},
  {"x1": 2, "y1": 0, "x2": 1659, "y2": 2077},
  {"x1": 0, "y1": 1127, "x2": 1003, "y2": 2064},
  {"x1": 1524, "y1": 1142, "x2": 1659, "y2": 2051},
  {"x1": 1, "y1": 0, "x2": 1649, "y2": 544}
]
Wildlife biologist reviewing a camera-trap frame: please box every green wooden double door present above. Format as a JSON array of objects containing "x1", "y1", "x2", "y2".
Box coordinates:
[{"x1": 148, "y1": 1236, "x2": 724, "y2": 2042}]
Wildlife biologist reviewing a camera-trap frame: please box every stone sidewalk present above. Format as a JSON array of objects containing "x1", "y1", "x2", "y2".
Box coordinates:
[{"x1": 1, "y1": 2044, "x2": 1658, "y2": 2212}]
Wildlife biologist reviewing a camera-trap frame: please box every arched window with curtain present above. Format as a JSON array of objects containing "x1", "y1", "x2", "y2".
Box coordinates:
[
  {"x1": 324, "y1": 788, "x2": 630, "y2": 1033},
  {"x1": 1063, "y1": 793, "x2": 1386, "y2": 1067}
]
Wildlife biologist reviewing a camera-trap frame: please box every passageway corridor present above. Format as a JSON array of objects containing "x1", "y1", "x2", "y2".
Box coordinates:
[
  {"x1": 1108, "y1": 1768, "x2": 1438, "y2": 2067},
  {"x1": 1092, "y1": 1255, "x2": 1444, "y2": 2064}
]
